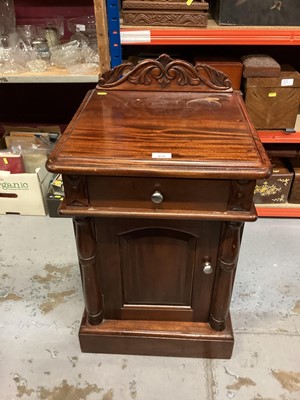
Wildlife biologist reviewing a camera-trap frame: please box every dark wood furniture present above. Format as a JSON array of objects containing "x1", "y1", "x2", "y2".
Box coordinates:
[{"x1": 47, "y1": 55, "x2": 271, "y2": 359}]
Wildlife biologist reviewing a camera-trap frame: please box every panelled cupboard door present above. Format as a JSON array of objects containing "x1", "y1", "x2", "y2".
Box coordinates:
[{"x1": 95, "y1": 218, "x2": 222, "y2": 323}]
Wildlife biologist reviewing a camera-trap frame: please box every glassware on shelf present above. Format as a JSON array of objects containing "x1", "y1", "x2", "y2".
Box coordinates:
[
  {"x1": 26, "y1": 58, "x2": 47, "y2": 73},
  {"x1": 46, "y1": 16, "x2": 64, "y2": 38},
  {"x1": 32, "y1": 37, "x2": 50, "y2": 63},
  {"x1": 0, "y1": 59, "x2": 26, "y2": 74},
  {"x1": 16, "y1": 25, "x2": 36, "y2": 46},
  {"x1": 67, "y1": 62, "x2": 98, "y2": 75},
  {"x1": 0, "y1": 34, "x2": 10, "y2": 48},
  {"x1": 81, "y1": 42, "x2": 99, "y2": 64},
  {"x1": 67, "y1": 15, "x2": 98, "y2": 52},
  {"x1": 44, "y1": 26, "x2": 60, "y2": 48},
  {"x1": 67, "y1": 15, "x2": 96, "y2": 36},
  {"x1": 50, "y1": 40, "x2": 82, "y2": 68},
  {"x1": 70, "y1": 28, "x2": 89, "y2": 47}
]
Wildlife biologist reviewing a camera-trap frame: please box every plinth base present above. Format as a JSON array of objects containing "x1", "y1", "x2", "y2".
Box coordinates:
[{"x1": 79, "y1": 312, "x2": 234, "y2": 359}]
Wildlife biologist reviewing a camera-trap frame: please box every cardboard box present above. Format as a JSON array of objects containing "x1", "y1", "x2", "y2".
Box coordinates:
[
  {"x1": 244, "y1": 68, "x2": 300, "y2": 130},
  {"x1": 254, "y1": 158, "x2": 293, "y2": 204},
  {"x1": 210, "y1": 0, "x2": 300, "y2": 26},
  {"x1": 0, "y1": 164, "x2": 53, "y2": 215}
]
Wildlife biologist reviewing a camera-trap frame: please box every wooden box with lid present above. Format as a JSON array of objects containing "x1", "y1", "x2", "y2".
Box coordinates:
[
  {"x1": 47, "y1": 55, "x2": 271, "y2": 359},
  {"x1": 122, "y1": 0, "x2": 209, "y2": 27},
  {"x1": 254, "y1": 157, "x2": 293, "y2": 204},
  {"x1": 244, "y1": 67, "x2": 300, "y2": 130}
]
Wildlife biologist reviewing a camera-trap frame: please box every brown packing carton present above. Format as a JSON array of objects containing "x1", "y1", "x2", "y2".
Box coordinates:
[
  {"x1": 254, "y1": 158, "x2": 293, "y2": 204},
  {"x1": 244, "y1": 66, "x2": 300, "y2": 130}
]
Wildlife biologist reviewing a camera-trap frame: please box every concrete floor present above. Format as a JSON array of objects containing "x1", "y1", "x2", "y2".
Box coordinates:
[{"x1": 0, "y1": 215, "x2": 299, "y2": 400}]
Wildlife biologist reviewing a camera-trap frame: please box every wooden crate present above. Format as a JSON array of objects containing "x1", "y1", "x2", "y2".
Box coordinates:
[{"x1": 244, "y1": 68, "x2": 300, "y2": 130}]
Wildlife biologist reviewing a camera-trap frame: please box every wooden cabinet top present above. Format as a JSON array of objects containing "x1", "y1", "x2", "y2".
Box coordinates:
[{"x1": 47, "y1": 55, "x2": 271, "y2": 180}]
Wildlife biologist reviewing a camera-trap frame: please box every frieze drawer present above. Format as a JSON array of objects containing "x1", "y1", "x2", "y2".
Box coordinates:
[{"x1": 87, "y1": 176, "x2": 231, "y2": 213}]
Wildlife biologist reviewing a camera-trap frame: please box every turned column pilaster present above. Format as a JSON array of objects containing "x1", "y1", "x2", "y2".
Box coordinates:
[
  {"x1": 73, "y1": 217, "x2": 103, "y2": 325},
  {"x1": 209, "y1": 221, "x2": 244, "y2": 331}
]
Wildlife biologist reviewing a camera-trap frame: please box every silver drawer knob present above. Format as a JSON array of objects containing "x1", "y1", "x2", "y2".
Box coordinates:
[
  {"x1": 203, "y1": 261, "x2": 213, "y2": 275},
  {"x1": 151, "y1": 190, "x2": 164, "y2": 204}
]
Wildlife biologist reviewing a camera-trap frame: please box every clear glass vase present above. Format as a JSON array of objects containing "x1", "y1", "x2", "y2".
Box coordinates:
[{"x1": 0, "y1": 0, "x2": 16, "y2": 36}]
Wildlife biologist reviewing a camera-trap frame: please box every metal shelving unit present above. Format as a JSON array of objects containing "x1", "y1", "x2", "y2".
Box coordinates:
[
  {"x1": 0, "y1": 66, "x2": 100, "y2": 84},
  {"x1": 120, "y1": 20, "x2": 300, "y2": 46},
  {"x1": 258, "y1": 130, "x2": 300, "y2": 144},
  {"x1": 4, "y1": 0, "x2": 297, "y2": 216},
  {"x1": 109, "y1": 12, "x2": 300, "y2": 218},
  {"x1": 256, "y1": 124, "x2": 300, "y2": 218}
]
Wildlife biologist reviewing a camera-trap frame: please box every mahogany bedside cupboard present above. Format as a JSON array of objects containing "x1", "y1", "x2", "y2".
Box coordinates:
[{"x1": 47, "y1": 55, "x2": 271, "y2": 359}]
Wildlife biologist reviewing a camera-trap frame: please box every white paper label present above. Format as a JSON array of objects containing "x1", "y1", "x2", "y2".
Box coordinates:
[
  {"x1": 76, "y1": 24, "x2": 86, "y2": 31},
  {"x1": 120, "y1": 30, "x2": 151, "y2": 44},
  {"x1": 152, "y1": 152, "x2": 172, "y2": 159},
  {"x1": 281, "y1": 78, "x2": 294, "y2": 87}
]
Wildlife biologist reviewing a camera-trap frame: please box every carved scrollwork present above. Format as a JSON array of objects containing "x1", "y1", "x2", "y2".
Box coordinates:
[
  {"x1": 97, "y1": 54, "x2": 232, "y2": 92},
  {"x1": 123, "y1": 11, "x2": 208, "y2": 27}
]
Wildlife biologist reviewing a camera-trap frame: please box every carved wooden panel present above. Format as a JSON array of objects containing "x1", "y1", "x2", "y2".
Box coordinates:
[
  {"x1": 123, "y1": 10, "x2": 208, "y2": 27},
  {"x1": 123, "y1": 1, "x2": 208, "y2": 10},
  {"x1": 122, "y1": 0, "x2": 208, "y2": 27},
  {"x1": 97, "y1": 54, "x2": 232, "y2": 92}
]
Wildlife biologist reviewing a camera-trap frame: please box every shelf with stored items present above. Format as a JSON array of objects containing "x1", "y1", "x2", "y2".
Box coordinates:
[
  {"x1": 259, "y1": 130, "x2": 300, "y2": 144},
  {"x1": 0, "y1": 0, "x2": 109, "y2": 80},
  {"x1": 0, "y1": 66, "x2": 100, "y2": 83},
  {"x1": 258, "y1": 114, "x2": 300, "y2": 144},
  {"x1": 255, "y1": 116, "x2": 300, "y2": 218},
  {"x1": 0, "y1": 0, "x2": 109, "y2": 130},
  {"x1": 120, "y1": 19, "x2": 300, "y2": 46},
  {"x1": 102, "y1": 4, "x2": 300, "y2": 219},
  {"x1": 255, "y1": 204, "x2": 300, "y2": 218}
]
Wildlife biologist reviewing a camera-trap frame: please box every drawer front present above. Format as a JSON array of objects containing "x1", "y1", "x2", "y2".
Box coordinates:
[{"x1": 87, "y1": 176, "x2": 230, "y2": 212}]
